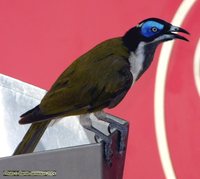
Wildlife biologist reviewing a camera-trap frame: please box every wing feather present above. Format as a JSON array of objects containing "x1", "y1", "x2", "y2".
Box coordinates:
[{"x1": 39, "y1": 38, "x2": 132, "y2": 116}]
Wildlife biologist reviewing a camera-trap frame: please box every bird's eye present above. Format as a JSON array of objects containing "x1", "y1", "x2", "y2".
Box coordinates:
[{"x1": 151, "y1": 27, "x2": 158, "y2": 32}]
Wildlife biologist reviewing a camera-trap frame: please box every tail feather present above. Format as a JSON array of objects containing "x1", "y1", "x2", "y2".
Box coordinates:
[
  {"x1": 13, "y1": 120, "x2": 51, "y2": 155},
  {"x1": 19, "y1": 105, "x2": 53, "y2": 124},
  {"x1": 20, "y1": 106, "x2": 39, "y2": 118},
  {"x1": 14, "y1": 106, "x2": 53, "y2": 155}
]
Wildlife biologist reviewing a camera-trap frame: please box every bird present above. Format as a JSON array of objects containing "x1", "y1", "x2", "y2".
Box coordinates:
[{"x1": 13, "y1": 18, "x2": 189, "y2": 163}]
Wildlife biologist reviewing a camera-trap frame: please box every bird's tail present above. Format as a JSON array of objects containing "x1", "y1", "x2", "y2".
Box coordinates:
[
  {"x1": 13, "y1": 120, "x2": 51, "y2": 155},
  {"x1": 19, "y1": 105, "x2": 52, "y2": 124}
]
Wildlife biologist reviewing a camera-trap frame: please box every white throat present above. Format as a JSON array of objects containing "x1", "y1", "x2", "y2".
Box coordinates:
[{"x1": 128, "y1": 42, "x2": 146, "y2": 84}]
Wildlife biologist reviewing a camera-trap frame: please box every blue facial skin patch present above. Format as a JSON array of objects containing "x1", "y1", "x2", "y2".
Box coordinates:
[{"x1": 141, "y1": 21, "x2": 164, "y2": 38}]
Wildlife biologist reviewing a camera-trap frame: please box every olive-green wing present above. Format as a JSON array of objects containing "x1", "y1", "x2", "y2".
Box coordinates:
[{"x1": 40, "y1": 54, "x2": 132, "y2": 116}]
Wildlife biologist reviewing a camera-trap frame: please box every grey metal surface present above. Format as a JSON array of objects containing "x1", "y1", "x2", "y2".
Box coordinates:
[
  {"x1": 0, "y1": 131, "x2": 127, "y2": 179},
  {"x1": 0, "y1": 74, "x2": 128, "y2": 179},
  {"x1": 0, "y1": 144, "x2": 103, "y2": 179},
  {"x1": 0, "y1": 74, "x2": 97, "y2": 157}
]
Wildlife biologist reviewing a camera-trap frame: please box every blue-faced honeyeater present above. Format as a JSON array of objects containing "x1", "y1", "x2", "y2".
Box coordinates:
[{"x1": 13, "y1": 18, "x2": 189, "y2": 161}]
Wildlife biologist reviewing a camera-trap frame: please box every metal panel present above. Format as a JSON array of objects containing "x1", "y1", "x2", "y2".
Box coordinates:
[{"x1": 0, "y1": 74, "x2": 128, "y2": 179}]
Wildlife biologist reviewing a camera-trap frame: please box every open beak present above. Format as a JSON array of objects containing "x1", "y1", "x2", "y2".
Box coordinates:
[{"x1": 169, "y1": 25, "x2": 190, "y2": 41}]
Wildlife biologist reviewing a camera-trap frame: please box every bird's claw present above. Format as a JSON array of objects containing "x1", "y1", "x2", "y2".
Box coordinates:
[
  {"x1": 108, "y1": 123, "x2": 116, "y2": 134},
  {"x1": 94, "y1": 134, "x2": 101, "y2": 143}
]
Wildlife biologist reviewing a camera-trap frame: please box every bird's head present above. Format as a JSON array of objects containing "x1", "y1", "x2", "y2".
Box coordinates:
[{"x1": 123, "y1": 18, "x2": 189, "y2": 52}]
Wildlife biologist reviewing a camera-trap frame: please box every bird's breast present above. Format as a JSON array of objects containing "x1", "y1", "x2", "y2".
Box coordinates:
[{"x1": 128, "y1": 49, "x2": 145, "y2": 84}]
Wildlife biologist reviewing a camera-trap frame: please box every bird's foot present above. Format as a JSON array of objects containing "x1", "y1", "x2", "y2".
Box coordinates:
[
  {"x1": 83, "y1": 125, "x2": 113, "y2": 166},
  {"x1": 94, "y1": 112, "x2": 129, "y2": 154},
  {"x1": 80, "y1": 114, "x2": 114, "y2": 166}
]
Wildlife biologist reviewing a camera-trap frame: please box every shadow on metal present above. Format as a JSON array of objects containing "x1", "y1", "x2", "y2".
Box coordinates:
[{"x1": 0, "y1": 74, "x2": 129, "y2": 179}]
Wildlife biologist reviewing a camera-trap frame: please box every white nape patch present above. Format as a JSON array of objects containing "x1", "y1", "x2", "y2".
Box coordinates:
[{"x1": 128, "y1": 42, "x2": 146, "y2": 83}]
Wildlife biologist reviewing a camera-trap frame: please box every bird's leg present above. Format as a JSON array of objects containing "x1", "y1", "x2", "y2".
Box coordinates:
[
  {"x1": 94, "y1": 111, "x2": 128, "y2": 153},
  {"x1": 79, "y1": 114, "x2": 113, "y2": 165}
]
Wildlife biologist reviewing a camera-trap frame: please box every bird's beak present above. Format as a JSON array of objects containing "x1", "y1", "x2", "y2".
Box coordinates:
[{"x1": 168, "y1": 25, "x2": 190, "y2": 41}]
